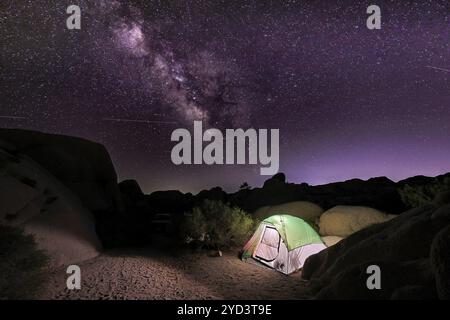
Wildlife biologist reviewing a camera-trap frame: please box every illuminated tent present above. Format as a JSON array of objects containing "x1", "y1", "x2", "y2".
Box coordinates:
[{"x1": 241, "y1": 214, "x2": 326, "y2": 274}]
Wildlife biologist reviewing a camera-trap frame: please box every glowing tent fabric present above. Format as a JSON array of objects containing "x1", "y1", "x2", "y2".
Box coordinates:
[{"x1": 241, "y1": 214, "x2": 326, "y2": 274}]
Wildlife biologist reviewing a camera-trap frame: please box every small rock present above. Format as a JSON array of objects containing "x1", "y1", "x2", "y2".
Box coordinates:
[{"x1": 208, "y1": 250, "x2": 222, "y2": 257}]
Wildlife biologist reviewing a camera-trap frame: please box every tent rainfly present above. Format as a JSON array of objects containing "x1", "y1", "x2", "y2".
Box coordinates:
[{"x1": 241, "y1": 214, "x2": 326, "y2": 274}]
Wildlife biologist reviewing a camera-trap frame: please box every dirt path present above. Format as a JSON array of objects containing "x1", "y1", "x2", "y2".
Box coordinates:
[{"x1": 40, "y1": 247, "x2": 309, "y2": 300}]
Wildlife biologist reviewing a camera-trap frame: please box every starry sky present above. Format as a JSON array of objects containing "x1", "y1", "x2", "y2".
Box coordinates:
[{"x1": 1, "y1": 0, "x2": 450, "y2": 193}]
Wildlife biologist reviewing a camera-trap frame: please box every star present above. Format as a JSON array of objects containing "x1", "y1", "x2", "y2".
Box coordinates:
[{"x1": 1, "y1": 0, "x2": 449, "y2": 193}]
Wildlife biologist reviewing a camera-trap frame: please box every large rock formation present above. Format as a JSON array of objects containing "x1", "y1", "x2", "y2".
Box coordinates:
[
  {"x1": 227, "y1": 174, "x2": 407, "y2": 214},
  {"x1": 0, "y1": 140, "x2": 101, "y2": 267},
  {"x1": 140, "y1": 172, "x2": 450, "y2": 219},
  {"x1": 318, "y1": 205, "x2": 394, "y2": 237},
  {"x1": 262, "y1": 172, "x2": 286, "y2": 188},
  {"x1": 195, "y1": 187, "x2": 227, "y2": 205},
  {"x1": 430, "y1": 225, "x2": 450, "y2": 299},
  {"x1": 0, "y1": 129, "x2": 123, "y2": 213},
  {"x1": 119, "y1": 179, "x2": 145, "y2": 205},
  {"x1": 302, "y1": 204, "x2": 450, "y2": 299},
  {"x1": 146, "y1": 190, "x2": 193, "y2": 214}
]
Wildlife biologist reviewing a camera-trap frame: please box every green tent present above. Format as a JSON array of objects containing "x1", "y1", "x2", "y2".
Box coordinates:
[{"x1": 241, "y1": 214, "x2": 326, "y2": 274}]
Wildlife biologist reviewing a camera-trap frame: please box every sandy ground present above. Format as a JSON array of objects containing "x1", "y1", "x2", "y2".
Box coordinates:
[{"x1": 40, "y1": 244, "x2": 309, "y2": 300}]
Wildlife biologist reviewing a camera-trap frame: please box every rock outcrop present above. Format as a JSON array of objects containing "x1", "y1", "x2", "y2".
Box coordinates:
[
  {"x1": 262, "y1": 172, "x2": 286, "y2": 188},
  {"x1": 119, "y1": 179, "x2": 145, "y2": 205},
  {"x1": 0, "y1": 129, "x2": 123, "y2": 213},
  {"x1": 141, "y1": 172, "x2": 450, "y2": 218},
  {"x1": 430, "y1": 225, "x2": 450, "y2": 299},
  {"x1": 302, "y1": 204, "x2": 450, "y2": 299},
  {"x1": 146, "y1": 190, "x2": 193, "y2": 214},
  {"x1": 0, "y1": 142, "x2": 101, "y2": 267},
  {"x1": 318, "y1": 205, "x2": 394, "y2": 237},
  {"x1": 433, "y1": 190, "x2": 450, "y2": 207},
  {"x1": 227, "y1": 174, "x2": 408, "y2": 214}
]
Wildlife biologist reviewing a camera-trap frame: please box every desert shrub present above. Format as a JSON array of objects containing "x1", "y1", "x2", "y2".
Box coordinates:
[
  {"x1": 181, "y1": 207, "x2": 207, "y2": 241},
  {"x1": 399, "y1": 177, "x2": 450, "y2": 208},
  {"x1": 181, "y1": 200, "x2": 257, "y2": 250},
  {"x1": 0, "y1": 225, "x2": 49, "y2": 299}
]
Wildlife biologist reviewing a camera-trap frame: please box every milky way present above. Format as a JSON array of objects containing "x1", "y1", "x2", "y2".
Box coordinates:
[{"x1": 1, "y1": 0, "x2": 450, "y2": 193}]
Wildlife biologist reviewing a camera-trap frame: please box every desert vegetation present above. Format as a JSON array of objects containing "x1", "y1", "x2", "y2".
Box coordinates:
[
  {"x1": 399, "y1": 177, "x2": 450, "y2": 207},
  {"x1": 181, "y1": 200, "x2": 257, "y2": 250},
  {"x1": 0, "y1": 225, "x2": 49, "y2": 299}
]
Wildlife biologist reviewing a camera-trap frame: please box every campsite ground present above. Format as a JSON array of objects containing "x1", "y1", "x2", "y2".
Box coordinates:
[{"x1": 40, "y1": 245, "x2": 309, "y2": 300}]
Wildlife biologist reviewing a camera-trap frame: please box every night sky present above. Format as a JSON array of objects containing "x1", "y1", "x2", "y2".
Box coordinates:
[{"x1": 1, "y1": 0, "x2": 449, "y2": 193}]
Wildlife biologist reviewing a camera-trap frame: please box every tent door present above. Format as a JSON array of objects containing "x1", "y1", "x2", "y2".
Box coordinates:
[
  {"x1": 274, "y1": 238, "x2": 289, "y2": 274},
  {"x1": 254, "y1": 226, "x2": 280, "y2": 263}
]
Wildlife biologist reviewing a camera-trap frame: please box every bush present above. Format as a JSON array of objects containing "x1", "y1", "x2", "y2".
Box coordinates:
[
  {"x1": 398, "y1": 177, "x2": 450, "y2": 208},
  {"x1": 0, "y1": 225, "x2": 49, "y2": 299},
  {"x1": 181, "y1": 200, "x2": 257, "y2": 250}
]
